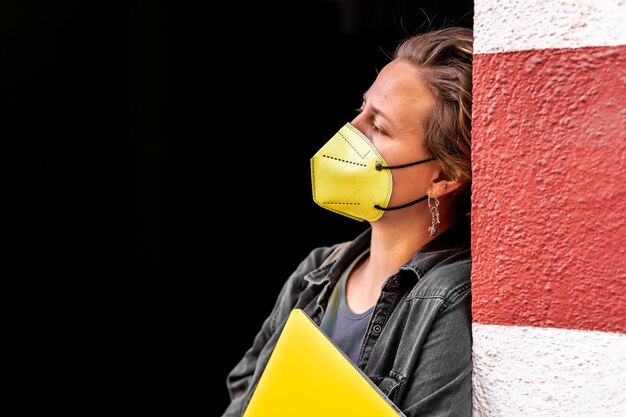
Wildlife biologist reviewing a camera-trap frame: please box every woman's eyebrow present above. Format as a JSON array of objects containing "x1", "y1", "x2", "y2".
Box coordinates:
[{"x1": 363, "y1": 93, "x2": 397, "y2": 130}]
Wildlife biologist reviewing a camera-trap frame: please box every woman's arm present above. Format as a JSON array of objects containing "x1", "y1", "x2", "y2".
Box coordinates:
[
  {"x1": 221, "y1": 244, "x2": 342, "y2": 417},
  {"x1": 400, "y1": 289, "x2": 473, "y2": 417}
]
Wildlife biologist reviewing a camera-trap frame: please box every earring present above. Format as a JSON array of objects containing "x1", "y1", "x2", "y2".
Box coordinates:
[{"x1": 428, "y1": 194, "x2": 440, "y2": 236}]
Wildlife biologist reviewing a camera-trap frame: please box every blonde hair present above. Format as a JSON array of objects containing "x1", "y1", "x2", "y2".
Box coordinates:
[{"x1": 394, "y1": 27, "x2": 473, "y2": 210}]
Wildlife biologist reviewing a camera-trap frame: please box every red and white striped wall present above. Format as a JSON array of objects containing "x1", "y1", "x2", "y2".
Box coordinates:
[{"x1": 471, "y1": 1, "x2": 626, "y2": 415}]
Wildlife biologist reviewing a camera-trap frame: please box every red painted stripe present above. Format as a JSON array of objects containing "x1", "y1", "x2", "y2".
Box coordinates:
[{"x1": 471, "y1": 45, "x2": 626, "y2": 334}]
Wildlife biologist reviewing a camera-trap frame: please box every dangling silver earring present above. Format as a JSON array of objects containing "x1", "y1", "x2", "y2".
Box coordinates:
[{"x1": 428, "y1": 194, "x2": 440, "y2": 236}]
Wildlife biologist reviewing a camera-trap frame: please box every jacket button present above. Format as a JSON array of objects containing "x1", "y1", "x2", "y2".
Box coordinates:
[{"x1": 372, "y1": 324, "x2": 382, "y2": 333}]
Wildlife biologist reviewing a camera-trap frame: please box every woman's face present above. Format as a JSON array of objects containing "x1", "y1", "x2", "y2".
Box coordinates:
[{"x1": 351, "y1": 59, "x2": 440, "y2": 213}]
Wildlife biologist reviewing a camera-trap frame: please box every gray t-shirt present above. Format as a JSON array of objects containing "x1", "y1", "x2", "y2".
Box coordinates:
[{"x1": 319, "y1": 250, "x2": 373, "y2": 365}]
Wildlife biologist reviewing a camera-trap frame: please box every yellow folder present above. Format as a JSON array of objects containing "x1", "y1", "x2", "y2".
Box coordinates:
[{"x1": 242, "y1": 308, "x2": 404, "y2": 417}]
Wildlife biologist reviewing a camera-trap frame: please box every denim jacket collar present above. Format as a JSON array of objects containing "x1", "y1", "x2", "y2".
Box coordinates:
[{"x1": 304, "y1": 217, "x2": 470, "y2": 298}]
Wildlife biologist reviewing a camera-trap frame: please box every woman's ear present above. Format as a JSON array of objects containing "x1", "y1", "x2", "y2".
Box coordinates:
[{"x1": 428, "y1": 179, "x2": 462, "y2": 198}]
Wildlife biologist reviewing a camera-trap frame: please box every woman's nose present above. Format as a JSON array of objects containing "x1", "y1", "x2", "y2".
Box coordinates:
[{"x1": 350, "y1": 111, "x2": 368, "y2": 135}]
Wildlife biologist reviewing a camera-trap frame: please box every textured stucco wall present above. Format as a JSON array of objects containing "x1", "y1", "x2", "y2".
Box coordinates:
[
  {"x1": 472, "y1": 46, "x2": 626, "y2": 332},
  {"x1": 472, "y1": 1, "x2": 626, "y2": 415},
  {"x1": 475, "y1": 0, "x2": 626, "y2": 53},
  {"x1": 473, "y1": 325, "x2": 626, "y2": 415}
]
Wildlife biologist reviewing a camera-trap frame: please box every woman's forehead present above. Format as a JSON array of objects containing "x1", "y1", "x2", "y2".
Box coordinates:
[{"x1": 366, "y1": 60, "x2": 434, "y2": 126}]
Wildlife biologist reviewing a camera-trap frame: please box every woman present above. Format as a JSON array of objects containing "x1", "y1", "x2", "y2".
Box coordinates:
[{"x1": 222, "y1": 26, "x2": 473, "y2": 417}]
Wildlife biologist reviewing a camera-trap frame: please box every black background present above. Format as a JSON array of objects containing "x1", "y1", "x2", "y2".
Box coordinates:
[{"x1": 3, "y1": 1, "x2": 472, "y2": 415}]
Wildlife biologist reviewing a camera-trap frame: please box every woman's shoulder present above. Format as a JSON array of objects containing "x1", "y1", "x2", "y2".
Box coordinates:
[
  {"x1": 280, "y1": 240, "x2": 353, "y2": 289},
  {"x1": 295, "y1": 241, "x2": 352, "y2": 271},
  {"x1": 406, "y1": 245, "x2": 472, "y2": 302}
]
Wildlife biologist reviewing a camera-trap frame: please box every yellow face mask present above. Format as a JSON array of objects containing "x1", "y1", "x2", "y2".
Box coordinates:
[{"x1": 310, "y1": 123, "x2": 435, "y2": 222}]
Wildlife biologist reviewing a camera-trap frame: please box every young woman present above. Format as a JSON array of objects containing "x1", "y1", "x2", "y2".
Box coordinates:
[{"x1": 222, "y1": 26, "x2": 474, "y2": 417}]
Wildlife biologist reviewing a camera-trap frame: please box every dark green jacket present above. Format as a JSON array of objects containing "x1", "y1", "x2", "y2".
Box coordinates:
[{"x1": 222, "y1": 220, "x2": 472, "y2": 417}]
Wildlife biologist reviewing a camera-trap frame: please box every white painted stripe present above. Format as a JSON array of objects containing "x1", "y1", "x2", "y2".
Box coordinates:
[
  {"x1": 472, "y1": 323, "x2": 626, "y2": 416},
  {"x1": 475, "y1": 0, "x2": 626, "y2": 54}
]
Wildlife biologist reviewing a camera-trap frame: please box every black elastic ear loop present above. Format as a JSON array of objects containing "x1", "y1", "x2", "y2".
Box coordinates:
[
  {"x1": 374, "y1": 194, "x2": 428, "y2": 211},
  {"x1": 373, "y1": 156, "x2": 435, "y2": 211},
  {"x1": 375, "y1": 157, "x2": 435, "y2": 171}
]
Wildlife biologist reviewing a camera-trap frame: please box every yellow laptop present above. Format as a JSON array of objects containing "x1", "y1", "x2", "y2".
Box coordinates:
[{"x1": 242, "y1": 308, "x2": 404, "y2": 417}]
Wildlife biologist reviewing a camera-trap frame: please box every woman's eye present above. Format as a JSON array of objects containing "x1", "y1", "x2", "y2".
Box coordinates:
[{"x1": 371, "y1": 123, "x2": 382, "y2": 134}]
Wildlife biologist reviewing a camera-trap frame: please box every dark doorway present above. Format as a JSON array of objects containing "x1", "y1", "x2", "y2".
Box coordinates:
[{"x1": 3, "y1": 1, "x2": 472, "y2": 415}]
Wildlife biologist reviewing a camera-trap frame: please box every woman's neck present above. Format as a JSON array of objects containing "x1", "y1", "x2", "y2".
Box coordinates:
[{"x1": 345, "y1": 203, "x2": 460, "y2": 313}]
